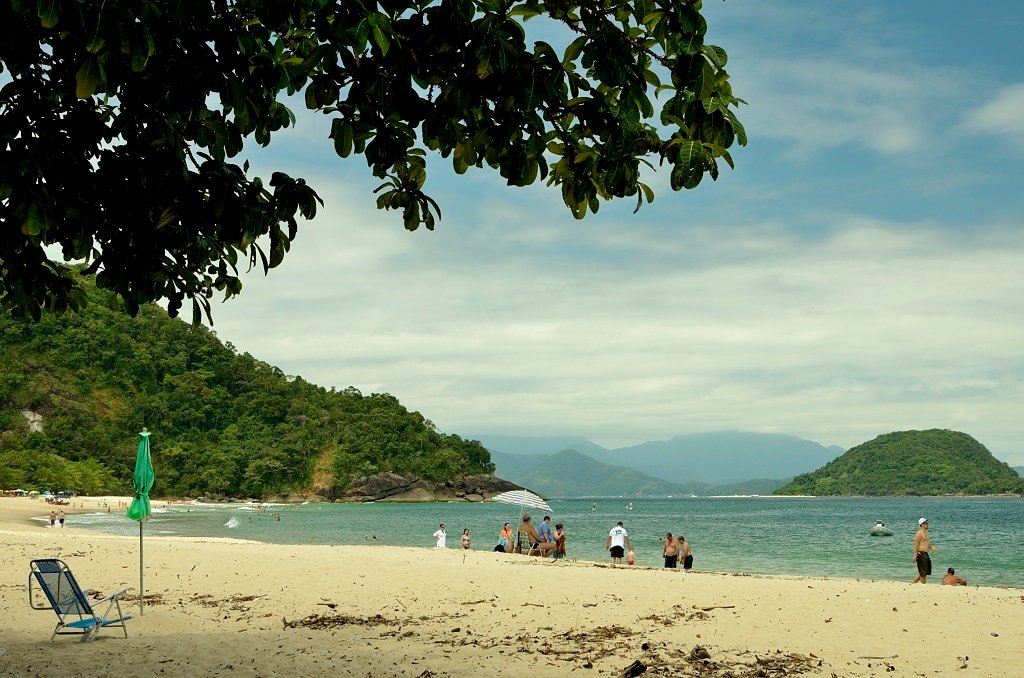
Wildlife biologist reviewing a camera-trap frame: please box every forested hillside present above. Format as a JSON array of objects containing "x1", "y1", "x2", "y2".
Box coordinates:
[
  {"x1": 0, "y1": 277, "x2": 493, "y2": 497},
  {"x1": 775, "y1": 429, "x2": 1023, "y2": 496}
]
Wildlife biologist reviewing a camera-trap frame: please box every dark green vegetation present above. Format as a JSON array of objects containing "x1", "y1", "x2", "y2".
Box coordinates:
[
  {"x1": 1, "y1": 0, "x2": 744, "y2": 323},
  {"x1": 490, "y1": 448, "x2": 790, "y2": 497},
  {"x1": 775, "y1": 430, "x2": 1024, "y2": 496},
  {"x1": 0, "y1": 278, "x2": 493, "y2": 496}
]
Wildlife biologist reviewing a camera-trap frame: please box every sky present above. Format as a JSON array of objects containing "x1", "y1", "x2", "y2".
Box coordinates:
[{"x1": 201, "y1": 1, "x2": 1024, "y2": 465}]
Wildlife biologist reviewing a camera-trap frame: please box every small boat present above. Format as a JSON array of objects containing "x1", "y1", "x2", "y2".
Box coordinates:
[{"x1": 870, "y1": 522, "x2": 893, "y2": 537}]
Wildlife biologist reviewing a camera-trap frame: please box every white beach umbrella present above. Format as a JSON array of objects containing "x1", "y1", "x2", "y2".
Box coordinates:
[{"x1": 491, "y1": 489, "x2": 552, "y2": 517}]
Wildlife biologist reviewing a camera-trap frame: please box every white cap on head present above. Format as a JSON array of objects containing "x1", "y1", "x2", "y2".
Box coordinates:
[{"x1": 918, "y1": 517, "x2": 928, "y2": 525}]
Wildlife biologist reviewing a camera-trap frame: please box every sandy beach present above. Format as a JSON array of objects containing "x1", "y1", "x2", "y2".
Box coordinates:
[{"x1": 1, "y1": 497, "x2": 1021, "y2": 677}]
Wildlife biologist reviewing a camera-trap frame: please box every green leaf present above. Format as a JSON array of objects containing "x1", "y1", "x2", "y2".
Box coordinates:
[
  {"x1": 641, "y1": 12, "x2": 664, "y2": 30},
  {"x1": 372, "y1": 26, "x2": 390, "y2": 56},
  {"x1": 509, "y1": 5, "x2": 542, "y2": 20},
  {"x1": 703, "y1": 45, "x2": 728, "y2": 68},
  {"x1": 37, "y1": 0, "x2": 59, "y2": 28},
  {"x1": 725, "y1": 109, "x2": 748, "y2": 146},
  {"x1": 21, "y1": 203, "x2": 44, "y2": 236},
  {"x1": 86, "y1": 36, "x2": 106, "y2": 54},
  {"x1": 156, "y1": 208, "x2": 177, "y2": 229},
  {"x1": 562, "y1": 36, "x2": 587, "y2": 67},
  {"x1": 702, "y1": 95, "x2": 727, "y2": 113},
  {"x1": 76, "y1": 57, "x2": 101, "y2": 98}
]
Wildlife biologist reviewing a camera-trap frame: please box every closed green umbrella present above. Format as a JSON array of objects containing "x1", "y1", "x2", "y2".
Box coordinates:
[{"x1": 126, "y1": 429, "x2": 153, "y2": 615}]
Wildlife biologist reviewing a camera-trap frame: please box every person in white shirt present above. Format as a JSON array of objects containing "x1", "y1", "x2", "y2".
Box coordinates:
[
  {"x1": 605, "y1": 521, "x2": 632, "y2": 565},
  {"x1": 433, "y1": 523, "x2": 446, "y2": 548}
]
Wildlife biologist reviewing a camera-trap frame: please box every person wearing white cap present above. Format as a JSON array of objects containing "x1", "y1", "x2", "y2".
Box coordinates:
[{"x1": 912, "y1": 517, "x2": 934, "y2": 584}]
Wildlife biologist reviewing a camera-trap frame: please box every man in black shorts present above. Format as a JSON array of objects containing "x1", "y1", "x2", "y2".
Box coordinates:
[
  {"x1": 912, "y1": 518, "x2": 933, "y2": 583},
  {"x1": 606, "y1": 521, "x2": 631, "y2": 565},
  {"x1": 679, "y1": 535, "x2": 693, "y2": 570}
]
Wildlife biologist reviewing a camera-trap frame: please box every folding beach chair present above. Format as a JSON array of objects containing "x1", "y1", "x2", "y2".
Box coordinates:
[
  {"x1": 29, "y1": 559, "x2": 132, "y2": 642},
  {"x1": 516, "y1": 531, "x2": 542, "y2": 556}
]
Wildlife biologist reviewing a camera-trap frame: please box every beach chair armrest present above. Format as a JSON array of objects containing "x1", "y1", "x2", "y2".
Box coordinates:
[
  {"x1": 96, "y1": 588, "x2": 132, "y2": 620},
  {"x1": 98, "y1": 587, "x2": 131, "y2": 603}
]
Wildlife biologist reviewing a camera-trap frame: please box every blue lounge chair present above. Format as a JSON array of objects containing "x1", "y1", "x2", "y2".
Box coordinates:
[{"x1": 29, "y1": 559, "x2": 132, "y2": 642}]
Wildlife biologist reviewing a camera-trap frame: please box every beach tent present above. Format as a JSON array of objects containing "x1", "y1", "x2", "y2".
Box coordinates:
[{"x1": 126, "y1": 429, "x2": 154, "y2": 615}]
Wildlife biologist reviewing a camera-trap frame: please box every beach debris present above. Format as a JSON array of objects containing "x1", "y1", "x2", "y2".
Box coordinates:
[
  {"x1": 693, "y1": 604, "x2": 736, "y2": 612},
  {"x1": 283, "y1": 612, "x2": 401, "y2": 630},
  {"x1": 123, "y1": 592, "x2": 165, "y2": 605},
  {"x1": 619, "y1": 659, "x2": 646, "y2": 677},
  {"x1": 690, "y1": 646, "x2": 711, "y2": 660}
]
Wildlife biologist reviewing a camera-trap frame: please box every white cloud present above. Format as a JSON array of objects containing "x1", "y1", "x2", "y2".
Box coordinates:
[
  {"x1": 191, "y1": 1, "x2": 1024, "y2": 468},
  {"x1": 207, "y1": 182, "x2": 1024, "y2": 465},
  {"x1": 962, "y1": 82, "x2": 1024, "y2": 148}
]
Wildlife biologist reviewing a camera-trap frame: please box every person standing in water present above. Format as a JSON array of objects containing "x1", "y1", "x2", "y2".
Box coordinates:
[
  {"x1": 662, "y1": 533, "x2": 678, "y2": 568},
  {"x1": 912, "y1": 518, "x2": 935, "y2": 584},
  {"x1": 433, "y1": 523, "x2": 447, "y2": 548},
  {"x1": 606, "y1": 521, "x2": 631, "y2": 565}
]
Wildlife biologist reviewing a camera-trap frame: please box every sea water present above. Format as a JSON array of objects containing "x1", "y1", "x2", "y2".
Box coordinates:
[{"x1": 61, "y1": 496, "x2": 1023, "y2": 588}]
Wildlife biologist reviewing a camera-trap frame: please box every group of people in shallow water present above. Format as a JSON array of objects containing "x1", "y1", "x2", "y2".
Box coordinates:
[
  {"x1": 604, "y1": 520, "x2": 693, "y2": 569},
  {"x1": 431, "y1": 515, "x2": 692, "y2": 569}
]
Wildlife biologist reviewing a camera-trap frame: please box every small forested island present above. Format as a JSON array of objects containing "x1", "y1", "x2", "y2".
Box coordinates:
[
  {"x1": 0, "y1": 275, "x2": 513, "y2": 501},
  {"x1": 774, "y1": 429, "x2": 1024, "y2": 496}
]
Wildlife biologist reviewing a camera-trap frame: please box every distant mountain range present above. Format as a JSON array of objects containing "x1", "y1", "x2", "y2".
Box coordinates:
[
  {"x1": 472, "y1": 430, "x2": 843, "y2": 496},
  {"x1": 489, "y1": 448, "x2": 791, "y2": 498},
  {"x1": 1015, "y1": 466, "x2": 1024, "y2": 477}
]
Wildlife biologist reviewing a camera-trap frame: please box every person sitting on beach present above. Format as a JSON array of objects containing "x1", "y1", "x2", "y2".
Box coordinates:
[
  {"x1": 460, "y1": 528, "x2": 471, "y2": 550},
  {"x1": 538, "y1": 515, "x2": 554, "y2": 545},
  {"x1": 942, "y1": 568, "x2": 968, "y2": 586},
  {"x1": 495, "y1": 522, "x2": 513, "y2": 553},
  {"x1": 517, "y1": 514, "x2": 555, "y2": 556}
]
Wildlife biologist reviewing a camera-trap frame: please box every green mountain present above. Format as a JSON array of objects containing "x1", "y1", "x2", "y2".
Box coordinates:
[
  {"x1": 0, "y1": 276, "x2": 493, "y2": 497},
  {"x1": 491, "y1": 448, "x2": 789, "y2": 497},
  {"x1": 774, "y1": 429, "x2": 1024, "y2": 496},
  {"x1": 514, "y1": 449, "x2": 683, "y2": 497}
]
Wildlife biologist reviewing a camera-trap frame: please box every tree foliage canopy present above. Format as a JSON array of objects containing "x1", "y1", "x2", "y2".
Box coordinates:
[
  {"x1": 774, "y1": 429, "x2": 1024, "y2": 497},
  {"x1": 1, "y1": 0, "x2": 744, "y2": 322},
  {"x1": 0, "y1": 273, "x2": 494, "y2": 497}
]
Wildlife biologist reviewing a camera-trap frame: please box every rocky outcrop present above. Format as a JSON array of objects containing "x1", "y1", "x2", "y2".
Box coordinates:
[
  {"x1": 311, "y1": 473, "x2": 523, "y2": 503},
  {"x1": 20, "y1": 409, "x2": 44, "y2": 433}
]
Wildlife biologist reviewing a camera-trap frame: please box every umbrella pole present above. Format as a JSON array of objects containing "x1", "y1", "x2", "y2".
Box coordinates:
[{"x1": 139, "y1": 521, "x2": 144, "y2": 615}]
